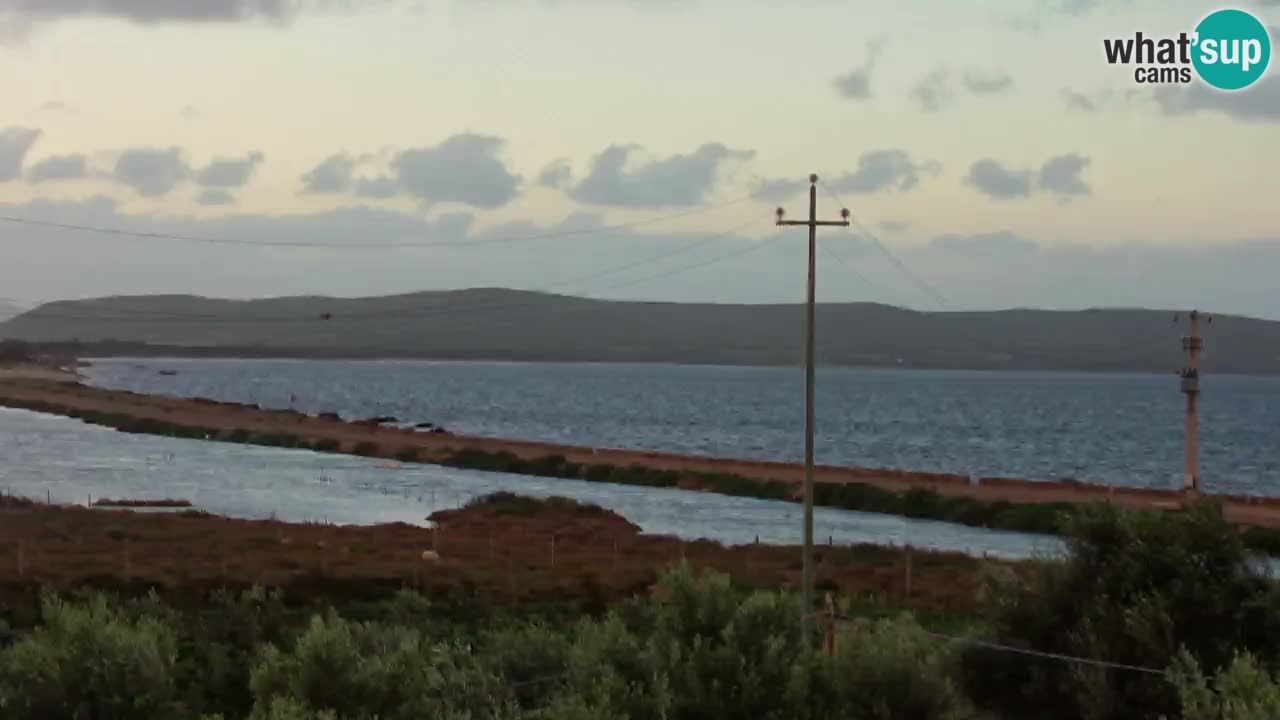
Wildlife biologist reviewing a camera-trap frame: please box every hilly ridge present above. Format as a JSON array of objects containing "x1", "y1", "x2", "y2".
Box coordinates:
[{"x1": 2, "y1": 288, "x2": 1278, "y2": 375}]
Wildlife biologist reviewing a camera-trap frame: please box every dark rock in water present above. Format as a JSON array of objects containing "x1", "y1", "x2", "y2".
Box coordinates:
[
  {"x1": 158, "y1": 370, "x2": 177, "y2": 376},
  {"x1": 431, "y1": 427, "x2": 449, "y2": 434},
  {"x1": 318, "y1": 412, "x2": 342, "y2": 422},
  {"x1": 415, "y1": 421, "x2": 436, "y2": 429}
]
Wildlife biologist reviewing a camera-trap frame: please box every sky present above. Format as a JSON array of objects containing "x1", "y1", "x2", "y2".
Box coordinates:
[{"x1": 0, "y1": 0, "x2": 1278, "y2": 318}]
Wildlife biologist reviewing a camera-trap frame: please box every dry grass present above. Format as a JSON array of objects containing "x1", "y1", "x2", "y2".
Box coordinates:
[{"x1": 0, "y1": 493, "x2": 996, "y2": 617}]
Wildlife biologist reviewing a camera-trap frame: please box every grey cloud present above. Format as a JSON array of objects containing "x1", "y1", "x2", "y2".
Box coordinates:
[
  {"x1": 879, "y1": 221, "x2": 909, "y2": 233},
  {"x1": 0, "y1": 127, "x2": 41, "y2": 182},
  {"x1": 1062, "y1": 87, "x2": 1107, "y2": 112},
  {"x1": 195, "y1": 151, "x2": 264, "y2": 188},
  {"x1": 931, "y1": 231, "x2": 1038, "y2": 256},
  {"x1": 966, "y1": 154, "x2": 1093, "y2": 201},
  {"x1": 300, "y1": 154, "x2": 355, "y2": 194},
  {"x1": 751, "y1": 150, "x2": 937, "y2": 201},
  {"x1": 0, "y1": 0, "x2": 289, "y2": 24},
  {"x1": 538, "y1": 159, "x2": 572, "y2": 189},
  {"x1": 354, "y1": 176, "x2": 398, "y2": 199},
  {"x1": 963, "y1": 71, "x2": 1013, "y2": 95},
  {"x1": 833, "y1": 40, "x2": 885, "y2": 101},
  {"x1": 113, "y1": 147, "x2": 189, "y2": 196},
  {"x1": 196, "y1": 189, "x2": 236, "y2": 206},
  {"x1": 1037, "y1": 154, "x2": 1092, "y2": 199},
  {"x1": 828, "y1": 150, "x2": 939, "y2": 194},
  {"x1": 1153, "y1": 76, "x2": 1280, "y2": 123},
  {"x1": 965, "y1": 159, "x2": 1033, "y2": 199},
  {"x1": 570, "y1": 142, "x2": 754, "y2": 208},
  {"x1": 911, "y1": 68, "x2": 952, "y2": 112},
  {"x1": 26, "y1": 153, "x2": 87, "y2": 182},
  {"x1": 749, "y1": 177, "x2": 806, "y2": 202},
  {"x1": 391, "y1": 133, "x2": 521, "y2": 208}
]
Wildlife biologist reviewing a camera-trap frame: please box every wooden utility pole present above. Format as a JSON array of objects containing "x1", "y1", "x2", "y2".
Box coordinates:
[
  {"x1": 1176, "y1": 310, "x2": 1211, "y2": 494},
  {"x1": 775, "y1": 174, "x2": 850, "y2": 628}
]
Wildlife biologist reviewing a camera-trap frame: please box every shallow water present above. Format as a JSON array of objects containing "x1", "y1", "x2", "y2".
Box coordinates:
[
  {"x1": 84, "y1": 359, "x2": 1280, "y2": 495},
  {"x1": 0, "y1": 408, "x2": 1065, "y2": 561}
]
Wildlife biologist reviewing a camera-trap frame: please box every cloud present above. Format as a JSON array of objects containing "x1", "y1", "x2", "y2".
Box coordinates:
[
  {"x1": 879, "y1": 221, "x2": 910, "y2": 234},
  {"x1": 964, "y1": 159, "x2": 1033, "y2": 199},
  {"x1": 570, "y1": 142, "x2": 754, "y2": 208},
  {"x1": 112, "y1": 147, "x2": 189, "y2": 197},
  {"x1": 26, "y1": 153, "x2": 87, "y2": 182},
  {"x1": 832, "y1": 40, "x2": 885, "y2": 101},
  {"x1": 1037, "y1": 154, "x2": 1092, "y2": 200},
  {"x1": 966, "y1": 154, "x2": 1093, "y2": 201},
  {"x1": 912, "y1": 67, "x2": 1012, "y2": 110},
  {"x1": 538, "y1": 159, "x2": 573, "y2": 189},
  {"x1": 0, "y1": 0, "x2": 291, "y2": 24},
  {"x1": 195, "y1": 151, "x2": 264, "y2": 188},
  {"x1": 35, "y1": 100, "x2": 75, "y2": 114},
  {"x1": 829, "y1": 150, "x2": 939, "y2": 194},
  {"x1": 1062, "y1": 87, "x2": 1107, "y2": 112},
  {"x1": 390, "y1": 133, "x2": 521, "y2": 208},
  {"x1": 911, "y1": 68, "x2": 952, "y2": 112},
  {"x1": 962, "y1": 71, "x2": 1014, "y2": 95},
  {"x1": 930, "y1": 231, "x2": 1038, "y2": 257},
  {"x1": 752, "y1": 150, "x2": 938, "y2": 201},
  {"x1": 0, "y1": 127, "x2": 40, "y2": 181},
  {"x1": 300, "y1": 153, "x2": 355, "y2": 194},
  {"x1": 354, "y1": 176, "x2": 398, "y2": 199},
  {"x1": 195, "y1": 189, "x2": 236, "y2": 206},
  {"x1": 1152, "y1": 76, "x2": 1280, "y2": 123}
]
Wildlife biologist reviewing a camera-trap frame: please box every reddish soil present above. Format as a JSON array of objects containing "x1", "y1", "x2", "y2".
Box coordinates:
[
  {"x1": 0, "y1": 493, "x2": 990, "y2": 614},
  {"x1": 2, "y1": 378, "x2": 1279, "y2": 528}
]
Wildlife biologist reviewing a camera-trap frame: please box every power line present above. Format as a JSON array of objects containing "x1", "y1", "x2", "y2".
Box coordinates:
[
  {"x1": 7, "y1": 220, "x2": 762, "y2": 324},
  {"x1": 815, "y1": 179, "x2": 953, "y2": 310},
  {"x1": 0, "y1": 196, "x2": 750, "y2": 250}
]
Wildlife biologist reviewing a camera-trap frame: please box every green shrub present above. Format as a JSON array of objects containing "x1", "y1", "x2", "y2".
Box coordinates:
[
  {"x1": 310, "y1": 438, "x2": 340, "y2": 453},
  {"x1": 248, "y1": 612, "x2": 511, "y2": 720},
  {"x1": 352, "y1": 442, "x2": 380, "y2": 457},
  {"x1": 251, "y1": 433, "x2": 304, "y2": 449},
  {"x1": 227, "y1": 429, "x2": 253, "y2": 444},
  {"x1": 1166, "y1": 649, "x2": 1280, "y2": 720},
  {"x1": 394, "y1": 447, "x2": 420, "y2": 463},
  {"x1": 0, "y1": 593, "x2": 180, "y2": 720},
  {"x1": 966, "y1": 501, "x2": 1280, "y2": 720}
]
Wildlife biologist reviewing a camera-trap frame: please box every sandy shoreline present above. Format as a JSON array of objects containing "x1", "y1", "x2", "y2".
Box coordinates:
[{"x1": 3, "y1": 377, "x2": 1280, "y2": 529}]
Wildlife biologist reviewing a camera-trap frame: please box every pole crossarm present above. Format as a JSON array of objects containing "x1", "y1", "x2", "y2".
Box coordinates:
[{"x1": 771, "y1": 174, "x2": 850, "y2": 633}]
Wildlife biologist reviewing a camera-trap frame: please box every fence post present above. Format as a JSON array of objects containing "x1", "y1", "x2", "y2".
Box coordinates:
[
  {"x1": 823, "y1": 592, "x2": 836, "y2": 657},
  {"x1": 612, "y1": 539, "x2": 618, "y2": 569},
  {"x1": 904, "y1": 545, "x2": 914, "y2": 598},
  {"x1": 550, "y1": 534, "x2": 557, "y2": 569},
  {"x1": 488, "y1": 532, "x2": 494, "y2": 562},
  {"x1": 17, "y1": 541, "x2": 24, "y2": 578}
]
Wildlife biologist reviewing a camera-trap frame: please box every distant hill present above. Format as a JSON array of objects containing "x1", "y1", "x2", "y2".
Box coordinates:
[{"x1": 1, "y1": 288, "x2": 1277, "y2": 375}]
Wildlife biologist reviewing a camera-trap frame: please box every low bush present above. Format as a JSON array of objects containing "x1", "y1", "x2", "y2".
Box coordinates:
[{"x1": 352, "y1": 442, "x2": 380, "y2": 457}]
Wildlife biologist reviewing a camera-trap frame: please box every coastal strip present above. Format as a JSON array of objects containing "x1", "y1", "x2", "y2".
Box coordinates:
[{"x1": 3, "y1": 377, "x2": 1280, "y2": 550}]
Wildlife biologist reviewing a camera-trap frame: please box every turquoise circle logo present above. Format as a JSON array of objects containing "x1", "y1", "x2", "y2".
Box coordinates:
[{"x1": 1192, "y1": 9, "x2": 1271, "y2": 90}]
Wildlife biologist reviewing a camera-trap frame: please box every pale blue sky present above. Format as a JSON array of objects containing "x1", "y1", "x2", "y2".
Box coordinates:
[{"x1": 1, "y1": 0, "x2": 1277, "y2": 317}]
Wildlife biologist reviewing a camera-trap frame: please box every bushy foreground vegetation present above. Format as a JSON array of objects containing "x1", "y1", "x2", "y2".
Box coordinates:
[{"x1": 3, "y1": 500, "x2": 1280, "y2": 719}]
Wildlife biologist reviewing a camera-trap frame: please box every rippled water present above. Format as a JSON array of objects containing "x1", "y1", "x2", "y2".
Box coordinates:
[
  {"x1": 0, "y1": 408, "x2": 1064, "y2": 560},
  {"x1": 86, "y1": 358, "x2": 1280, "y2": 494}
]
